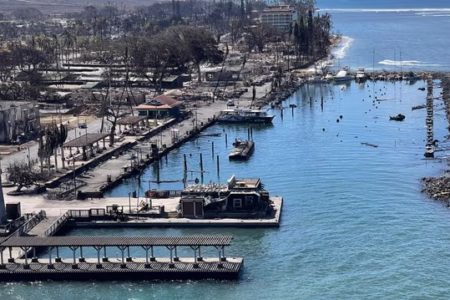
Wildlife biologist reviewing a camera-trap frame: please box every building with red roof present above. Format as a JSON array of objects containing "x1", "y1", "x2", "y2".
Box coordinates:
[{"x1": 136, "y1": 95, "x2": 183, "y2": 119}]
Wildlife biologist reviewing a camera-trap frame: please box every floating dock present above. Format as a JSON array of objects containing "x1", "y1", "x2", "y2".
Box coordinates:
[{"x1": 0, "y1": 235, "x2": 242, "y2": 281}]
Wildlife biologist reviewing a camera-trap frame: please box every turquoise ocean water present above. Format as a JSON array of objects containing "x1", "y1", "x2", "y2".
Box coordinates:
[{"x1": 4, "y1": 1, "x2": 450, "y2": 299}]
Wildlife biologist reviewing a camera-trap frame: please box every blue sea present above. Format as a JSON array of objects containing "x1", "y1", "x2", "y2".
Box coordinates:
[
  {"x1": 318, "y1": 0, "x2": 450, "y2": 71},
  {"x1": 4, "y1": 1, "x2": 450, "y2": 299}
]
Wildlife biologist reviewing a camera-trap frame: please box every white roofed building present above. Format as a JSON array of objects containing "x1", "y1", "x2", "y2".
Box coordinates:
[{"x1": 261, "y1": 5, "x2": 297, "y2": 32}]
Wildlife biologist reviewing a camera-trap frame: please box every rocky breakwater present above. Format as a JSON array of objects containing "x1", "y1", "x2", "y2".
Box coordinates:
[
  {"x1": 422, "y1": 74, "x2": 450, "y2": 204},
  {"x1": 422, "y1": 174, "x2": 450, "y2": 204}
]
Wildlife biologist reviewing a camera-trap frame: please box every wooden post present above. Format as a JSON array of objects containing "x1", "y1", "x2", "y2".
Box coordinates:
[
  {"x1": 225, "y1": 133, "x2": 228, "y2": 146},
  {"x1": 156, "y1": 162, "x2": 160, "y2": 184},
  {"x1": 199, "y1": 153, "x2": 204, "y2": 184},
  {"x1": 212, "y1": 141, "x2": 215, "y2": 157},
  {"x1": 183, "y1": 154, "x2": 188, "y2": 174},
  {"x1": 216, "y1": 155, "x2": 220, "y2": 176}
]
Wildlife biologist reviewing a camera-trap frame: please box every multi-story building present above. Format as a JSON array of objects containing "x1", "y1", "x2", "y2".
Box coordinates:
[
  {"x1": 261, "y1": 5, "x2": 297, "y2": 32},
  {"x1": 0, "y1": 101, "x2": 40, "y2": 144}
]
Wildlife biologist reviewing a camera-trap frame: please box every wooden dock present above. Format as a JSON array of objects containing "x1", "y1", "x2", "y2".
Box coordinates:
[
  {"x1": 0, "y1": 235, "x2": 242, "y2": 281},
  {"x1": 67, "y1": 197, "x2": 283, "y2": 228},
  {"x1": 0, "y1": 258, "x2": 243, "y2": 281}
]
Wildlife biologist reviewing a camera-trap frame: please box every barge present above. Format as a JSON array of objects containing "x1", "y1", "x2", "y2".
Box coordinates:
[
  {"x1": 229, "y1": 139, "x2": 254, "y2": 160},
  {"x1": 179, "y1": 176, "x2": 276, "y2": 219}
]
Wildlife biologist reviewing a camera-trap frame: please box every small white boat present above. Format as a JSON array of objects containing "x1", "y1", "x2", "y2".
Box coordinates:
[
  {"x1": 307, "y1": 75, "x2": 327, "y2": 84},
  {"x1": 325, "y1": 73, "x2": 334, "y2": 82},
  {"x1": 356, "y1": 68, "x2": 367, "y2": 82},
  {"x1": 334, "y1": 70, "x2": 353, "y2": 82}
]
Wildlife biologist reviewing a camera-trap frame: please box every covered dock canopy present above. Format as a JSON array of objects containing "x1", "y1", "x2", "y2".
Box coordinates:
[
  {"x1": 117, "y1": 115, "x2": 146, "y2": 126},
  {"x1": 63, "y1": 133, "x2": 109, "y2": 148},
  {"x1": 0, "y1": 235, "x2": 233, "y2": 247}
]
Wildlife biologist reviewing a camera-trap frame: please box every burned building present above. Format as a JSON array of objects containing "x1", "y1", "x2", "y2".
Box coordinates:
[{"x1": 0, "y1": 101, "x2": 40, "y2": 144}]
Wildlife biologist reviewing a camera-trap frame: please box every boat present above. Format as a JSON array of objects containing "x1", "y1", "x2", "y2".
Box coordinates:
[
  {"x1": 333, "y1": 69, "x2": 353, "y2": 82},
  {"x1": 229, "y1": 139, "x2": 255, "y2": 160},
  {"x1": 179, "y1": 176, "x2": 273, "y2": 219},
  {"x1": 389, "y1": 113, "x2": 406, "y2": 121},
  {"x1": 307, "y1": 75, "x2": 327, "y2": 84},
  {"x1": 412, "y1": 104, "x2": 426, "y2": 110},
  {"x1": 424, "y1": 144, "x2": 435, "y2": 158},
  {"x1": 356, "y1": 68, "x2": 367, "y2": 82},
  {"x1": 324, "y1": 73, "x2": 334, "y2": 82},
  {"x1": 217, "y1": 108, "x2": 275, "y2": 124}
]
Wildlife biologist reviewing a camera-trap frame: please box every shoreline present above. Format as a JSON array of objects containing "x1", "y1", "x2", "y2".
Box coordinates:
[{"x1": 422, "y1": 74, "x2": 450, "y2": 203}]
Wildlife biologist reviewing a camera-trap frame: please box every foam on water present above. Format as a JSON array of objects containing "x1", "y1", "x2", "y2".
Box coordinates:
[
  {"x1": 378, "y1": 59, "x2": 441, "y2": 67},
  {"x1": 332, "y1": 36, "x2": 354, "y2": 60},
  {"x1": 319, "y1": 8, "x2": 450, "y2": 13}
]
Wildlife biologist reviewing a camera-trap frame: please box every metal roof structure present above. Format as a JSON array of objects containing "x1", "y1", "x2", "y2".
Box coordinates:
[
  {"x1": 63, "y1": 133, "x2": 109, "y2": 148},
  {"x1": 0, "y1": 236, "x2": 233, "y2": 247}
]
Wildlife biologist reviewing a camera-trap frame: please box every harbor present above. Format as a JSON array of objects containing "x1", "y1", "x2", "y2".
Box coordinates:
[
  {"x1": 0, "y1": 78, "x2": 449, "y2": 296},
  {"x1": 2, "y1": 0, "x2": 450, "y2": 297}
]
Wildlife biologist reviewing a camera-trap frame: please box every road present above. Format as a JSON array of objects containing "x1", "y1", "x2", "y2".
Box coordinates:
[{"x1": 0, "y1": 117, "x2": 104, "y2": 173}]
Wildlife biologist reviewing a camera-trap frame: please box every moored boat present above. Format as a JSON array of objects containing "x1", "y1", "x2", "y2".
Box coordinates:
[
  {"x1": 333, "y1": 69, "x2": 353, "y2": 82},
  {"x1": 229, "y1": 139, "x2": 255, "y2": 160},
  {"x1": 389, "y1": 113, "x2": 406, "y2": 121},
  {"x1": 356, "y1": 68, "x2": 367, "y2": 82},
  {"x1": 218, "y1": 108, "x2": 275, "y2": 124}
]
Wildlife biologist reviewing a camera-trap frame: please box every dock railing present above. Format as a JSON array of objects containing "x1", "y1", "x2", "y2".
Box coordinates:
[
  {"x1": 44, "y1": 211, "x2": 70, "y2": 237},
  {"x1": 12, "y1": 211, "x2": 47, "y2": 237}
]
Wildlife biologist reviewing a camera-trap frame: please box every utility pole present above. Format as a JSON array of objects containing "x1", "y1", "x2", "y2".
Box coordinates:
[{"x1": 0, "y1": 162, "x2": 6, "y2": 223}]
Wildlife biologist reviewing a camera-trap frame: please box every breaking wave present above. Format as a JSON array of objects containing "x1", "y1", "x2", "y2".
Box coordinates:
[
  {"x1": 378, "y1": 60, "x2": 441, "y2": 67},
  {"x1": 332, "y1": 36, "x2": 354, "y2": 60},
  {"x1": 319, "y1": 8, "x2": 450, "y2": 13},
  {"x1": 415, "y1": 12, "x2": 450, "y2": 17}
]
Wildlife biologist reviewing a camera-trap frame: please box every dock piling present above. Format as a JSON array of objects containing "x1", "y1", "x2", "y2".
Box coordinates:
[
  {"x1": 156, "y1": 162, "x2": 160, "y2": 184},
  {"x1": 102, "y1": 246, "x2": 108, "y2": 262},
  {"x1": 200, "y1": 153, "x2": 204, "y2": 184},
  {"x1": 216, "y1": 155, "x2": 220, "y2": 176},
  {"x1": 47, "y1": 247, "x2": 53, "y2": 269},
  {"x1": 56, "y1": 246, "x2": 61, "y2": 262},
  {"x1": 94, "y1": 246, "x2": 102, "y2": 268},
  {"x1": 0, "y1": 247, "x2": 4, "y2": 268},
  {"x1": 79, "y1": 246, "x2": 85, "y2": 262},
  {"x1": 8, "y1": 247, "x2": 13, "y2": 263}
]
